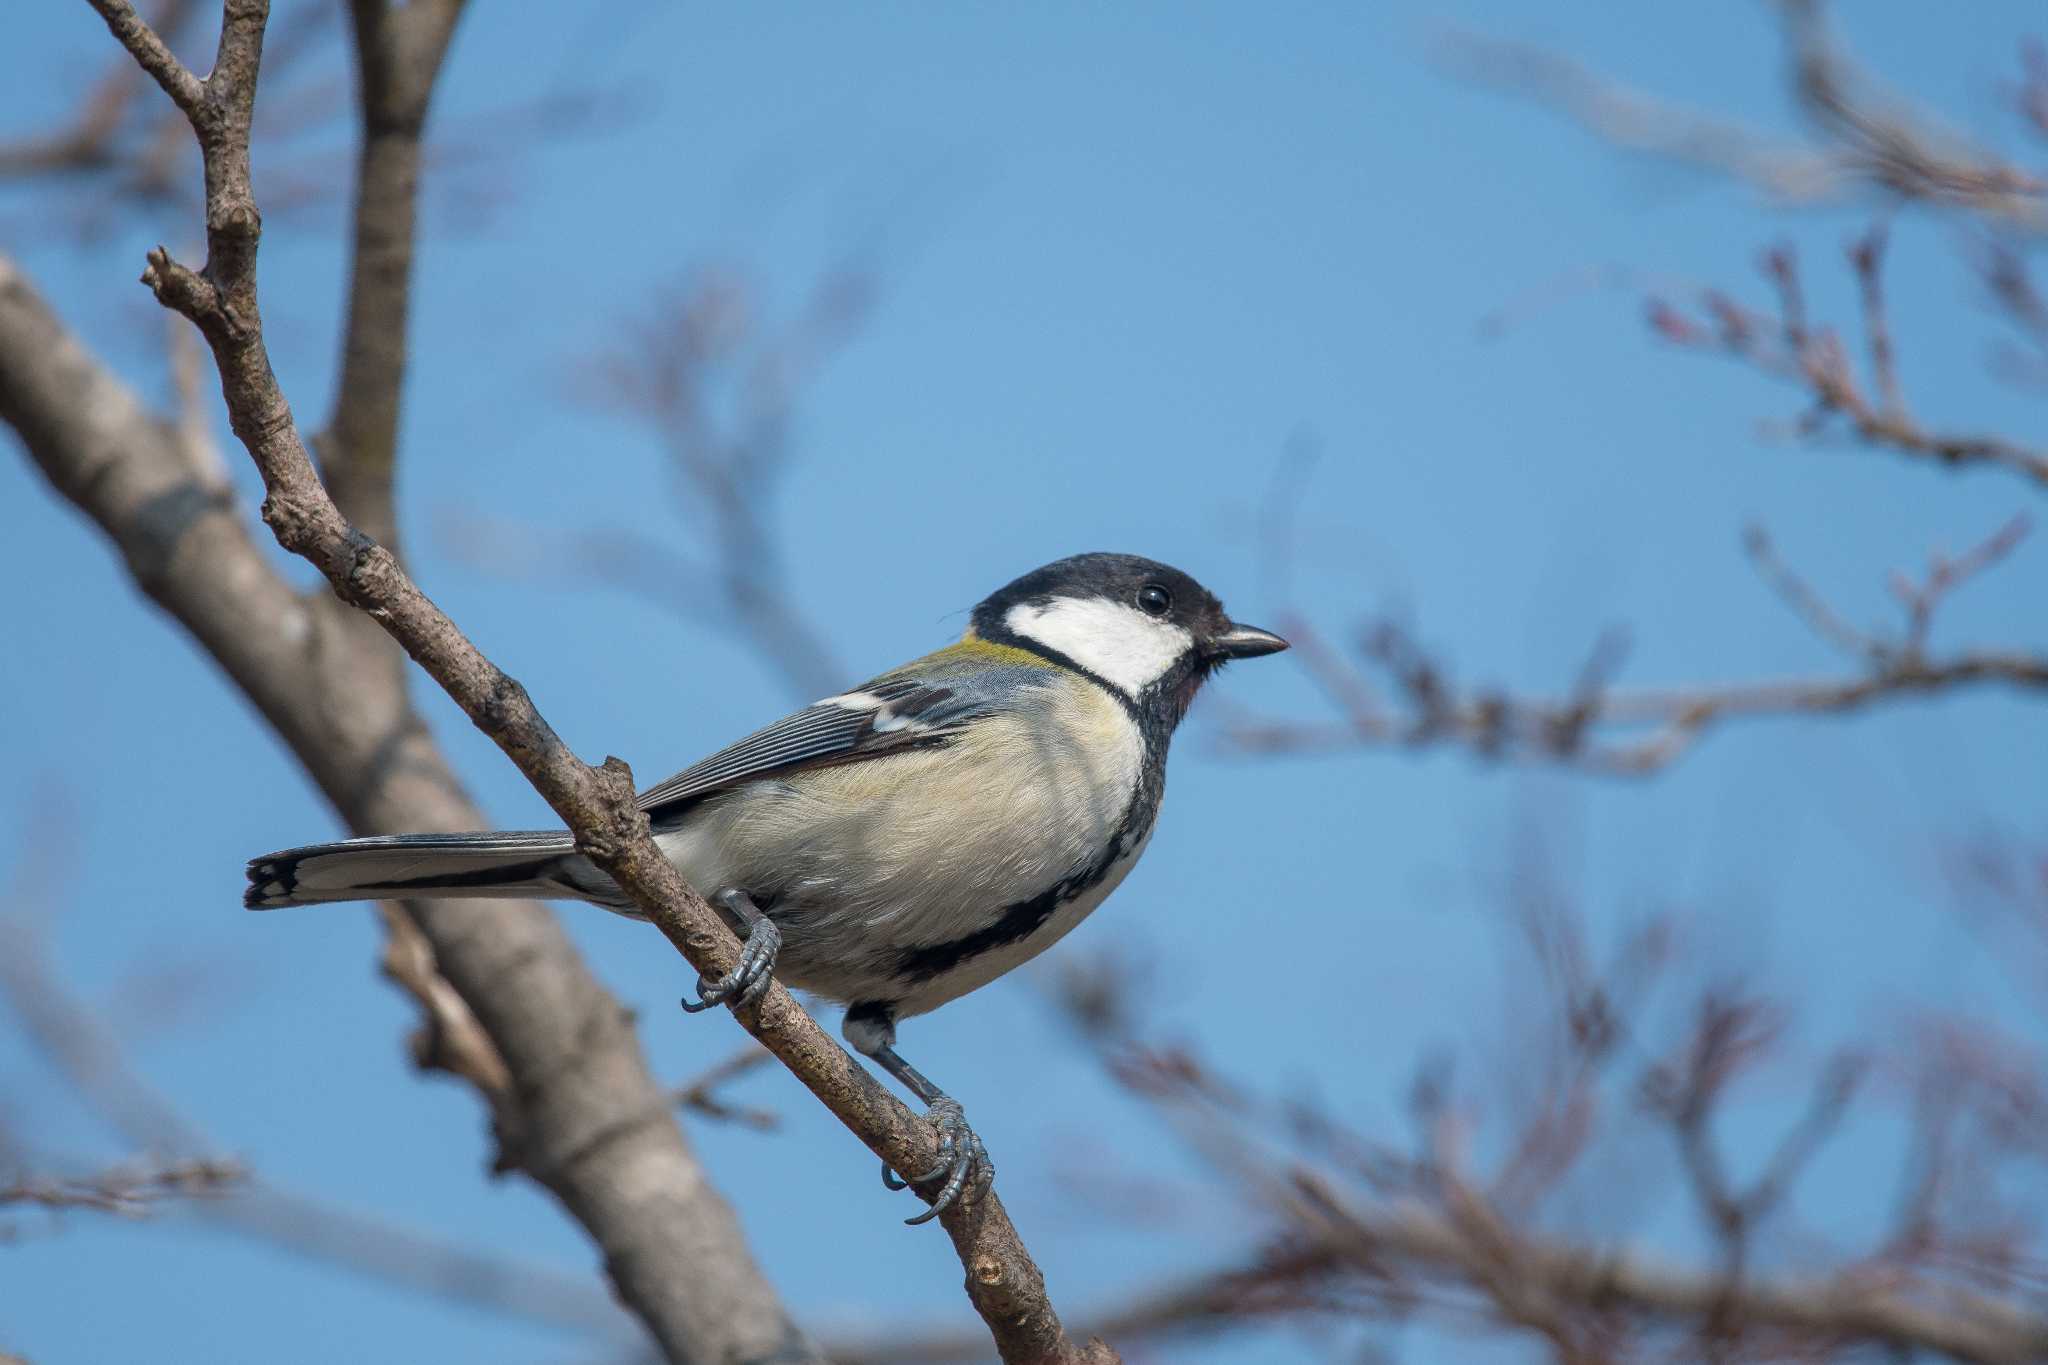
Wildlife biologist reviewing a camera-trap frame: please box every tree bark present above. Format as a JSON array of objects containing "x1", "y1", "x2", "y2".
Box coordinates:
[{"x1": 0, "y1": 248, "x2": 816, "y2": 1365}]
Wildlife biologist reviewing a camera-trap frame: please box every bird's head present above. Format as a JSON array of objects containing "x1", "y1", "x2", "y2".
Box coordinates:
[{"x1": 970, "y1": 552, "x2": 1288, "y2": 728}]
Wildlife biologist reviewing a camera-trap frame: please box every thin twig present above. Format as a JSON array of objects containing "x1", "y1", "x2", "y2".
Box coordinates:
[
  {"x1": 83, "y1": 0, "x2": 206, "y2": 116},
  {"x1": 0, "y1": 1158, "x2": 243, "y2": 1218},
  {"x1": 1225, "y1": 648, "x2": 2048, "y2": 775},
  {"x1": 1742, "y1": 523, "x2": 1883, "y2": 661},
  {"x1": 670, "y1": 1046, "x2": 780, "y2": 1131},
  {"x1": 1441, "y1": 6, "x2": 2048, "y2": 230},
  {"x1": 1652, "y1": 236, "x2": 2048, "y2": 489},
  {"x1": 1225, "y1": 511, "x2": 2041, "y2": 774},
  {"x1": 1888, "y1": 515, "x2": 2033, "y2": 661}
]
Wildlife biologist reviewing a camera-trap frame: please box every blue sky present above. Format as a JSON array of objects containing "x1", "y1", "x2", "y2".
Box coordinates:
[{"x1": 4, "y1": 4, "x2": 2045, "y2": 1362}]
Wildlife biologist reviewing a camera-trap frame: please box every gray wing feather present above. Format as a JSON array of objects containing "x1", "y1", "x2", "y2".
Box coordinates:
[{"x1": 635, "y1": 677, "x2": 994, "y2": 818}]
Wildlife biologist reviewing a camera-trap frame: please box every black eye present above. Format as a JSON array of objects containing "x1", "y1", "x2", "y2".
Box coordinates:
[{"x1": 1137, "y1": 583, "x2": 1172, "y2": 617}]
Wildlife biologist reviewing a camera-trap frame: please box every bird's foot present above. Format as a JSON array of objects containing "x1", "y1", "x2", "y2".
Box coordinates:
[
  {"x1": 881, "y1": 1095, "x2": 993, "y2": 1225},
  {"x1": 680, "y1": 898, "x2": 781, "y2": 1014}
]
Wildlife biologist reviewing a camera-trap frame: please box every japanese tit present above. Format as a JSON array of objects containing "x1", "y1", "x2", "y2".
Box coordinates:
[{"x1": 246, "y1": 553, "x2": 1287, "y2": 1220}]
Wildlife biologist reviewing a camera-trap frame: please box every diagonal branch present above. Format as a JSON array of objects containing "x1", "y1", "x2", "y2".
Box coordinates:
[
  {"x1": 0, "y1": 0, "x2": 201, "y2": 179},
  {"x1": 1, "y1": 162, "x2": 807, "y2": 1365},
  {"x1": 0, "y1": 1160, "x2": 243, "y2": 1219},
  {"x1": 74, "y1": 3, "x2": 1111, "y2": 1362},
  {"x1": 86, "y1": 0, "x2": 205, "y2": 117}
]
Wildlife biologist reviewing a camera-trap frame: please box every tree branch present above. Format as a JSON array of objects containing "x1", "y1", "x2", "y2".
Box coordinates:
[
  {"x1": 670, "y1": 1045, "x2": 781, "y2": 1131},
  {"x1": 0, "y1": 0, "x2": 200, "y2": 180},
  {"x1": 1224, "y1": 626, "x2": 2047, "y2": 776},
  {"x1": 319, "y1": 0, "x2": 469, "y2": 550},
  {"x1": 0, "y1": 1159, "x2": 242, "y2": 1220},
  {"x1": 1442, "y1": 2, "x2": 2048, "y2": 233},
  {"x1": 850, "y1": 1192, "x2": 2048, "y2": 1365},
  {"x1": 83, "y1": 0, "x2": 206, "y2": 118},
  {"x1": 1647, "y1": 238, "x2": 2048, "y2": 491},
  {"x1": 0, "y1": 238, "x2": 805, "y2": 1365},
  {"x1": 0, "y1": 872, "x2": 633, "y2": 1340},
  {"x1": 65, "y1": 2, "x2": 1109, "y2": 1360},
  {"x1": 1224, "y1": 511, "x2": 2043, "y2": 775},
  {"x1": 46, "y1": 7, "x2": 819, "y2": 1363}
]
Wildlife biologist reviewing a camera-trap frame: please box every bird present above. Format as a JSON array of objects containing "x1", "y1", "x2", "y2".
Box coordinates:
[{"x1": 246, "y1": 552, "x2": 1288, "y2": 1221}]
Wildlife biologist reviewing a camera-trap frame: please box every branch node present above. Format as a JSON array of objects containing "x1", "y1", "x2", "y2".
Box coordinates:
[
  {"x1": 259, "y1": 489, "x2": 321, "y2": 554},
  {"x1": 211, "y1": 196, "x2": 262, "y2": 242},
  {"x1": 340, "y1": 532, "x2": 401, "y2": 610},
  {"x1": 479, "y1": 670, "x2": 534, "y2": 732},
  {"x1": 140, "y1": 246, "x2": 218, "y2": 325}
]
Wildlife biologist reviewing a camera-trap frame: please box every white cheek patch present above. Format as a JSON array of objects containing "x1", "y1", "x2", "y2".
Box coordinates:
[{"x1": 1006, "y1": 598, "x2": 1192, "y2": 696}]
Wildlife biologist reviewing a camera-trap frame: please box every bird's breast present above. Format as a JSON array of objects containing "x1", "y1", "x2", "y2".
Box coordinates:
[{"x1": 655, "y1": 678, "x2": 1156, "y2": 1006}]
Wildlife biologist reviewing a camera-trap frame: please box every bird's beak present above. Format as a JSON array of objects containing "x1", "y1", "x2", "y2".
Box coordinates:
[{"x1": 1210, "y1": 622, "x2": 1290, "y2": 660}]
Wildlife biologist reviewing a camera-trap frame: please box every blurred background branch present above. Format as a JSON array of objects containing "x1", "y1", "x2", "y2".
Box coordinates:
[
  {"x1": 1223, "y1": 509, "x2": 2043, "y2": 774},
  {"x1": 0, "y1": 813, "x2": 638, "y2": 1340},
  {"x1": 1441, "y1": 0, "x2": 2048, "y2": 229},
  {"x1": 441, "y1": 260, "x2": 868, "y2": 702}
]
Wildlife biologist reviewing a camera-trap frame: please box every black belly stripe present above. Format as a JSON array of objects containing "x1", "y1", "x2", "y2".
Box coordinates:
[
  {"x1": 894, "y1": 882, "x2": 1068, "y2": 983},
  {"x1": 894, "y1": 759, "x2": 1164, "y2": 986}
]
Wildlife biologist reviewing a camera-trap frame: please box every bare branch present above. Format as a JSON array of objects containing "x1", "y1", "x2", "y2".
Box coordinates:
[
  {"x1": 670, "y1": 1046, "x2": 781, "y2": 1131},
  {"x1": 1225, "y1": 639, "x2": 2046, "y2": 776},
  {"x1": 1224, "y1": 512, "x2": 2043, "y2": 774},
  {"x1": 446, "y1": 263, "x2": 867, "y2": 703},
  {"x1": 830, "y1": 1238, "x2": 1356, "y2": 1365},
  {"x1": 1, "y1": 182, "x2": 803, "y2": 1365},
  {"x1": 1096, "y1": 1024, "x2": 2048, "y2": 1365},
  {"x1": 1443, "y1": 4, "x2": 2048, "y2": 232},
  {"x1": 0, "y1": 1158, "x2": 242, "y2": 1220},
  {"x1": 1850, "y1": 223, "x2": 1904, "y2": 415},
  {"x1": 1743, "y1": 523, "x2": 1883, "y2": 661},
  {"x1": 319, "y1": 0, "x2": 471, "y2": 551},
  {"x1": 74, "y1": 5, "x2": 1107, "y2": 1360},
  {"x1": 84, "y1": 0, "x2": 206, "y2": 118},
  {"x1": 856, "y1": 1166, "x2": 2048, "y2": 1365},
  {"x1": 0, "y1": 857, "x2": 632, "y2": 1338},
  {"x1": 373, "y1": 901, "x2": 512, "y2": 1102},
  {"x1": 1781, "y1": 0, "x2": 2048, "y2": 226},
  {"x1": 1648, "y1": 239, "x2": 2048, "y2": 490},
  {"x1": 0, "y1": 0, "x2": 199, "y2": 180},
  {"x1": 1888, "y1": 515, "x2": 2034, "y2": 662}
]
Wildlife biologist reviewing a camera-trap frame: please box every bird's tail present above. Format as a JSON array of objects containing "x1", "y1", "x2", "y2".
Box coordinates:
[{"x1": 245, "y1": 831, "x2": 621, "y2": 910}]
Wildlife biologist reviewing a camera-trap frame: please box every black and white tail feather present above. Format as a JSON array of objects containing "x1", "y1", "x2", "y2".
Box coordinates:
[{"x1": 245, "y1": 831, "x2": 626, "y2": 911}]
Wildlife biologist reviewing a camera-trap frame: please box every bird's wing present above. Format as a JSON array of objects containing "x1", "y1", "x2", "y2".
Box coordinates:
[{"x1": 634, "y1": 673, "x2": 1007, "y2": 819}]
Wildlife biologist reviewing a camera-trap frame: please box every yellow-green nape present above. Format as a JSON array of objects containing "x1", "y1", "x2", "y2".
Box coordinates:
[{"x1": 952, "y1": 630, "x2": 1059, "y2": 670}]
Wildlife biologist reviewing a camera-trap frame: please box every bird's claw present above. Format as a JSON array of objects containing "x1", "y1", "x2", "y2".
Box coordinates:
[
  {"x1": 881, "y1": 1096, "x2": 992, "y2": 1225},
  {"x1": 680, "y1": 914, "x2": 781, "y2": 1014}
]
